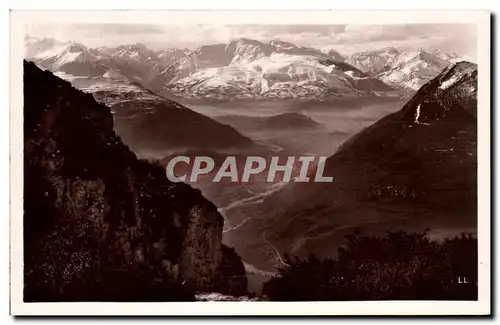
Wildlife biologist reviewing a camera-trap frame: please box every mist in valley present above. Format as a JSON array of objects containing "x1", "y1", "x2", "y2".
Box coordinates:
[
  {"x1": 185, "y1": 99, "x2": 406, "y2": 156},
  {"x1": 153, "y1": 98, "x2": 411, "y2": 280}
]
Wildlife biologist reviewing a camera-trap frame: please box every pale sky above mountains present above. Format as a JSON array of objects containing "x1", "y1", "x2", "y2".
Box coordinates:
[{"x1": 25, "y1": 23, "x2": 477, "y2": 58}]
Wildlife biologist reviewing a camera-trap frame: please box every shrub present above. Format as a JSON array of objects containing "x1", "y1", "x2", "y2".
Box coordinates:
[{"x1": 262, "y1": 231, "x2": 477, "y2": 301}]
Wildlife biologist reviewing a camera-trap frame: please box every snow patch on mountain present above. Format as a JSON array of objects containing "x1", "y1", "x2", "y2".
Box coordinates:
[
  {"x1": 167, "y1": 52, "x2": 375, "y2": 99},
  {"x1": 348, "y1": 48, "x2": 472, "y2": 92},
  {"x1": 439, "y1": 75, "x2": 460, "y2": 90},
  {"x1": 414, "y1": 104, "x2": 430, "y2": 125},
  {"x1": 376, "y1": 50, "x2": 452, "y2": 90},
  {"x1": 157, "y1": 38, "x2": 352, "y2": 88},
  {"x1": 346, "y1": 47, "x2": 400, "y2": 75}
]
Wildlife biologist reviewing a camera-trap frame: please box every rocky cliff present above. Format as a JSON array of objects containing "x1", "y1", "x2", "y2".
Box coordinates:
[{"x1": 23, "y1": 61, "x2": 247, "y2": 301}]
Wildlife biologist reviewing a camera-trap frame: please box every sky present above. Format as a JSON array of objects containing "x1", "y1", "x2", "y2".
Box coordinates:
[{"x1": 24, "y1": 23, "x2": 477, "y2": 58}]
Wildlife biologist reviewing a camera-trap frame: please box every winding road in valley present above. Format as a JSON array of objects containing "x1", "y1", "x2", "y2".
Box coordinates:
[
  {"x1": 220, "y1": 182, "x2": 286, "y2": 234},
  {"x1": 263, "y1": 231, "x2": 290, "y2": 267}
]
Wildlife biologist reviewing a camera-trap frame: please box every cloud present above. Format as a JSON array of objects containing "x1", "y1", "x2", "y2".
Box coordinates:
[
  {"x1": 24, "y1": 23, "x2": 476, "y2": 58},
  {"x1": 75, "y1": 24, "x2": 166, "y2": 35},
  {"x1": 337, "y1": 24, "x2": 471, "y2": 43},
  {"x1": 257, "y1": 24, "x2": 346, "y2": 37},
  {"x1": 25, "y1": 23, "x2": 168, "y2": 49},
  {"x1": 326, "y1": 24, "x2": 477, "y2": 57},
  {"x1": 158, "y1": 24, "x2": 348, "y2": 48},
  {"x1": 337, "y1": 25, "x2": 430, "y2": 43}
]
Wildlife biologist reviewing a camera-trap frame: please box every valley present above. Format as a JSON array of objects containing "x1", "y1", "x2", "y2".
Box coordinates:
[
  {"x1": 158, "y1": 97, "x2": 411, "y2": 290},
  {"x1": 160, "y1": 62, "x2": 477, "y2": 288}
]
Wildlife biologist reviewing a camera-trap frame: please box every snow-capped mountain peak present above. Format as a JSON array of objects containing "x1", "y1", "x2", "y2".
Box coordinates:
[
  {"x1": 269, "y1": 39, "x2": 298, "y2": 51},
  {"x1": 346, "y1": 47, "x2": 402, "y2": 75},
  {"x1": 118, "y1": 43, "x2": 148, "y2": 51},
  {"x1": 375, "y1": 50, "x2": 456, "y2": 91},
  {"x1": 347, "y1": 46, "x2": 473, "y2": 92},
  {"x1": 165, "y1": 47, "x2": 393, "y2": 100},
  {"x1": 109, "y1": 44, "x2": 159, "y2": 62},
  {"x1": 27, "y1": 40, "x2": 103, "y2": 71}
]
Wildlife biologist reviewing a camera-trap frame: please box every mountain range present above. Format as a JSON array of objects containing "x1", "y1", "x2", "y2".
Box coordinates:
[
  {"x1": 154, "y1": 38, "x2": 395, "y2": 100},
  {"x1": 24, "y1": 36, "x2": 473, "y2": 158},
  {"x1": 24, "y1": 37, "x2": 253, "y2": 156},
  {"x1": 346, "y1": 47, "x2": 474, "y2": 90},
  {"x1": 26, "y1": 36, "x2": 470, "y2": 102}
]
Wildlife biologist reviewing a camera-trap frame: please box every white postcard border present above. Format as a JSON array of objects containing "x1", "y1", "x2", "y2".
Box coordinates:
[{"x1": 9, "y1": 10, "x2": 491, "y2": 316}]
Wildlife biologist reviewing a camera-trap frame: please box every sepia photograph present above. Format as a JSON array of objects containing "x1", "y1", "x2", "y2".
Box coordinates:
[{"x1": 9, "y1": 10, "x2": 491, "y2": 316}]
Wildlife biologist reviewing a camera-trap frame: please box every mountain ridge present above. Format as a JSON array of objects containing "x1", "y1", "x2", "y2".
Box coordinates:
[
  {"x1": 347, "y1": 47, "x2": 473, "y2": 91},
  {"x1": 158, "y1": 47, "x2": 395, "y2": 100},
  {"x1": 26, "y1": 36, "x2": 468, "y2": 98}
]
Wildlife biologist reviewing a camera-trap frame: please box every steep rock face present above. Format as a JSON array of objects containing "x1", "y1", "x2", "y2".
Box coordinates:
[{"x1": 23, "y1": 61, "x2": 247, "y2": 301}]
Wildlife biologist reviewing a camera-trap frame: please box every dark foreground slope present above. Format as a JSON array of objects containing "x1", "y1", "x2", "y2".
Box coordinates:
[
  {"x1": 227, "y1": 62, "x2": 478, "y2": 269},
  {"x1": 23, "y1": 61, "x2": 247, "y2": 301}
]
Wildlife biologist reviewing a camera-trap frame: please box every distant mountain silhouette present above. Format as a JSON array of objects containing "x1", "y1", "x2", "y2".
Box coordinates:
[
  {"x1": 215, "y1": 112, "x2": 322, "y2": 131},
  {"x1": 112, "y1": 97, "x2": 254, "y2": 155}
]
